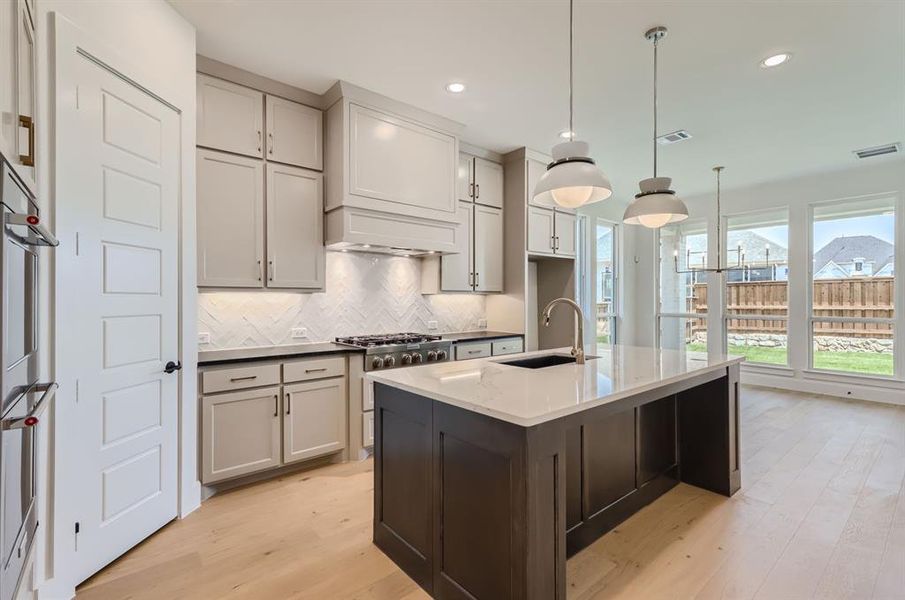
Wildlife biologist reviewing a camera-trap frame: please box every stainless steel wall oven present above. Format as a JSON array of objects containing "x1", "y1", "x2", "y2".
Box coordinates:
[{"x1": 0, "y1": 158, "x2": 57, "y2": 600}]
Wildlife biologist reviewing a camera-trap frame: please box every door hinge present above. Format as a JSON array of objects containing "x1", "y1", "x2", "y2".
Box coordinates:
[{"x1": 74, "y1": 522, "x2": 80, "y2": 535}]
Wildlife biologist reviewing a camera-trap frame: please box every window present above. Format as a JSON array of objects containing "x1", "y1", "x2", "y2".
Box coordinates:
[
  {"x1": 724, "y1": 210, "x2": 790, "y2": 366},
  {"x1": 596, "y1": 220, "x2": 617, "y2": 345},
  {"x1": 810, "y1": 197, "x2": 895, "y2": 376},
  {"x1": 658, "y1": 220, "x2": 707, "y2": 352}
]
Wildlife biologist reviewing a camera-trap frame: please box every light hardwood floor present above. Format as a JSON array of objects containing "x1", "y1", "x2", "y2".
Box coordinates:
[{"x1": 76, "y1": 385, "x2": 905, "y2": 600}]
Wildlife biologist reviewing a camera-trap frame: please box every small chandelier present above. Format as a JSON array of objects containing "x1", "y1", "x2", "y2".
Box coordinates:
[
  {"x1": 674, "y1": 166, "x2": 774, "y2": 275},
  {"x1": 623, "y1": 26, "x2": 688, "y2": 228},
  {"x1": 532, "y1": 0, "x2": 612, "y2": 209}
]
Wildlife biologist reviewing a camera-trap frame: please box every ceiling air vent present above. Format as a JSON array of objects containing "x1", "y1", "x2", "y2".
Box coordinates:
[
  {"x1": 853, "y1": 143, "x2": 901, "y2": 159},
  {"x1": 656, "y1": 130, "x2": 692, "y2": 145}
]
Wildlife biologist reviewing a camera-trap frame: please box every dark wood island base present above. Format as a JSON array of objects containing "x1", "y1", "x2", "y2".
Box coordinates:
[{"x1": 373, "y1": 363, "x2": 741, "y2": 600}]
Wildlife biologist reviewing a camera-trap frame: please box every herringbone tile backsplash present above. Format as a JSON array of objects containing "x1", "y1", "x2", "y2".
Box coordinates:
[{"x1": 198, "y1": 252, "x2": 487, "y2": 349}]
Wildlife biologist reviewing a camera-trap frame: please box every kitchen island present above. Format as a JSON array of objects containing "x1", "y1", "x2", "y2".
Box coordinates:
[{"x1": 368, "y1": 345, "x2": 743, "y2": 600}]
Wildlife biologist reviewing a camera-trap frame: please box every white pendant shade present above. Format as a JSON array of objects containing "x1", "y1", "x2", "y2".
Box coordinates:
[
  {"x1": 533, "y1": 141, "x2": 613, "y2": 208},
  {"x1": 622, "y1": 177, "x2": 688, "y2": 228}
]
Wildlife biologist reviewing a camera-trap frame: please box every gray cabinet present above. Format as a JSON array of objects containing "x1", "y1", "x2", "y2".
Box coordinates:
[
  {"x1": 527, "y1": 205, "x2": 576, "y2": 258},
  {"x1": 283, "y1": 378, "x2": 347, "y2": 464},
  {"x1": 265, "y1": 95, "x2": 323, "y2": 170},
  {"x1": 440, "y1": 201, "x2": 474, "y2": 292},
  {"x1": 473, "y1": 204, "x2": 503, "y2": 292},
  {"x1": 265, "y1": 163, "x2": 324, "y2": 289},
  {"x1": 201, "y1": 386, "x2": 281, "y2": 484},
  {"x1": 196, "y1": 149, "x2": 265, "y2": 287},
  {"x1": 197, "y1": 74, "x2": 264, "y2": 159},
  {"x1": 459, "y1": 153, "x2": 503, "y2": 208}
]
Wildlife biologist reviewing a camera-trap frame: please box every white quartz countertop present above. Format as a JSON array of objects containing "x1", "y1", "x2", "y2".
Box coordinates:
[{"x1": 367, "y1": 344, "x2": 744, "y2": 427}]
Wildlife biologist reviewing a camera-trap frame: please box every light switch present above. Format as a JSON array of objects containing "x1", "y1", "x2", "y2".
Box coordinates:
[
  {"x1": 427, "y1": 320, "x2": 438, "y2": 330},
  {"x1": 198, "y1": 332, "x2": 211, "y2": 345}
]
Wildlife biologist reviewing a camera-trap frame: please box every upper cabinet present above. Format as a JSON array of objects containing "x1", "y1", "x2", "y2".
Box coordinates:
[
  {"x1": 323, "y1": 81, "x2": 463, "y2": 253},
  {"x1": 0, "y1": 0, "x2": 37, "y2": 193},
  {"x1": 265, "y1": 163, "x2": 324, "y2": 289},
  {"x1": 265, "y1": 95, "x2": 323, "y2": 170},
  {"x1": 197, "y1": 73, "x2": 323, "y2": 170},
  {"x1": 197, "y1": 74, "x2": 264, "y2": 159},
  {"x1": 458, "y1": 153, "x2": 503, "y2": 209},
  {"x1": 527, "y1": 206, "x2": 576, "y2": 258},
  {"x1": 473, "y1": 204, "x2": 503, "y2": 292}
]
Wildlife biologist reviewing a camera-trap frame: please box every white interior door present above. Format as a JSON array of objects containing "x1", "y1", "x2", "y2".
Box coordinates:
[{"x1": 56, "y1": 52, "x2": 180, "y2": 585}]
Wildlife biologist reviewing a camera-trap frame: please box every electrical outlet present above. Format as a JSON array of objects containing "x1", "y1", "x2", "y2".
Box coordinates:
[
  {"x1": 291, "y1": 327, "x2": 308, "y2": 339},
  {"x1": 198, "y1": 332, "x2": 211, "y2": 345},
  {"x1": 427, "y1": 320, "x2": 438, "y2": 331},
  {"x1": 477, "y1": 319, "x2": 488, "y2": 329}
]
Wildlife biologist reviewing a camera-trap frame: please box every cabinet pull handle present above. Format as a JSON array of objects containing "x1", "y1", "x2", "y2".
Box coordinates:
[
  {"x1": 18, "y1": 115, "x2": 34, "y2": 167},
  {"x1": 230, "y1": 375, "x2": 257, "y2": 382},
  {"x1": 273, "y1": 395, "x2": 278, "y2": 417},
  {"x1": 468, "y1": 183, "x2": 474, "y2": 199},
  {"x1": 305, "y1": 367, "x2": 327, "y2": 373},
  {"x1": 468, "y1": 272, "x2": 473, "y2": 287},
  {"x1": 467, "y1": 349, "x2": 482, "y2": 354},
  {"x1": 257, "y1": 130, "x2": 262, "y2": 153},
  {"x1": 475, "y1": 183, "x2": 480, "y2": 199},
  {"x1": 257, "y1": 260, "x2": 263, "y2": 281},
  {"x1": 286, "y1": 393, "x2": 291, "y2": 415},
  {"x1": 268, "y1": 259, "x2": 274, "y2": 281},
  {"x1": 268, "y1": 132, "x2": 274, "y2": 155},
  {"x1": 551, "y1": 235, "x2": 556, "y2": 251},
  {"x1": 474, "y1": 272, "x2": 479, "y2": 288}
]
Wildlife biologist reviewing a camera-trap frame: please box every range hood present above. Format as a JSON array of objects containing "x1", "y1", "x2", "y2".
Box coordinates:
[{"x1": 322, "y1": 81, "x2": 465, "y2": 256}]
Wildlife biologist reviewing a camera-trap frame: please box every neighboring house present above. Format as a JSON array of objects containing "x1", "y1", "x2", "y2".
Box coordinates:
[
  {"x1": 813, "y1": 235, "x2": 894, "y2": 279},
  {"x1": 683, "y1": 230, "x2": 790, "y2": 283}
]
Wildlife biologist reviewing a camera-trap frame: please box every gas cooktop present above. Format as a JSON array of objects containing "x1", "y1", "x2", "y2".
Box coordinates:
[{"x1": 335, "y1": 333, "x2": 452, "y2": 370}]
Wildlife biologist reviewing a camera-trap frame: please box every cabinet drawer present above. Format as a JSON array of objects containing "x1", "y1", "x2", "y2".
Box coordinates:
[
  {"x1": 363, "y1": 411, "x2": 374, "y2": 447},
  {"x1": 456, "y1": 342, "x2": 492, "y2": 360},
  {"x1": 492, "y1": 338, "x2": 524, "y2": 356},
  {"x1": 202, "y1": 363, "x2": 280, "y2": 394},
  {"x1": 283, "y1": 356, "x2": 345, "y2": 383}
]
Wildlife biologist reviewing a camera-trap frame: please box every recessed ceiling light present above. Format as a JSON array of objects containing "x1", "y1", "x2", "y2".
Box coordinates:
[
  {"x1": 560, "y1": 130, "x2": 576, "y2": 140},
  {"x1": 445, "y1": 82, "x2": 466, "y2": 94},
  {"x1": 760, "y1": 53, "x2": 791, "y2": 68},
  {"x1": 362, "y1": 244, "x2": 371, "y2": 249}
]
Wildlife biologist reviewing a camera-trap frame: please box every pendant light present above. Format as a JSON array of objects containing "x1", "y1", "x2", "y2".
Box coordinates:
[
  {"x1": 623, "y1": 26, "x2": 688, "y2": 228},
  {"x1": 532, "y1": 0, "x2": 612, "y2": 209}
]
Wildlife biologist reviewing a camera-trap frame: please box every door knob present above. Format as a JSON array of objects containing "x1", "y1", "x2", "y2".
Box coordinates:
[{"x1": 164, "y1": 361, "x2": 182, "y2": 374}]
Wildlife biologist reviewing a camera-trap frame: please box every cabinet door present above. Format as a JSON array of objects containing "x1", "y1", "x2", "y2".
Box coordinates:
[
  {"x1": 201, "y1": 386, "x2": 281, "y2": 484},
  {"x1": 554, "y1": 211, "x2": 577, "y2": 257},
  {"x1": 12, "y1": 0, "x2": 35, "y2": 189},
  {"x1": 0, "y1": 0, "x2": 16, "y2": 162},
  {"x1": 197, "y1": 149, "x2": 264, "y2": 287},
  {"x1": 457, "y1": 153, "x2": 473, "y2": 203},
  {"x1": 265, "y1": 95, "x2": 323, "y2": 170},
  {"x1": 473, "y1": 157, "x2": 503, "y2": 208},
  {"x1": 197, "y1": 74, "x2": 264, "y2": 158},
  {"x1": 283, "y1": 378, "x2": 347, "y2": 464},
  {"x1": 348, "y1": 103, "x2": 456, "y2": 216},
  {"x1": 474, "y1": 204, "x2": 503, "y2": 292},
  {"x1": 527, "y1": 206, "x2": 555, "y2": 255},
  {"x1": 441, "y1": 201, "x2": 474, "y2": 292},
  {"x1": 265, "y1": 163, "x2": 324, "y2": 289},
  {"x1": 526, "y1": 158, "x2": 554, "y2": 208}
]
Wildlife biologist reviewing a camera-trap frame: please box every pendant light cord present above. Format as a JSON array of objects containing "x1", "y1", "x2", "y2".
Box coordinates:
[
  {"x1": 653, "y1": 34, "x2": 658, "y2": 178},
  {"x1": 716, "y1": 167, "x2": 722, "y2": 270},
  {"x1": 569, "y1": 0, "x2": 574, "y2": 137}
]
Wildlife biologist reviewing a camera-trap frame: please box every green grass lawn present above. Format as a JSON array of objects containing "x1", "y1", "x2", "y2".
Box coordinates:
[{"x1": 687, "y1": 343, "x2": 893, "y2": 376}]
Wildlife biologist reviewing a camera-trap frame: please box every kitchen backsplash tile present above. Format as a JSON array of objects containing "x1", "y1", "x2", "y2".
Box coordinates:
[{"x1": 198, "y1": 251, "x2": 486, "y2": 348}]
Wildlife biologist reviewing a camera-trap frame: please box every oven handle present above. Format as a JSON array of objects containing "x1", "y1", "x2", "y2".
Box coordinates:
[
  {"x1": 3, "y1": 382, "x2": 57, "y2": 430},
  {"x1": 4, "y1": 213, "x2": 60, "y2": 247}
]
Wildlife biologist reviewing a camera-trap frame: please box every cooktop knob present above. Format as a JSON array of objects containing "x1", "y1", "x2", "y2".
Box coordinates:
[
  {"x1": 384, "y1": 355, "x2": 396, "y2": 367},
  {"x1": 371, "y1": 356, "x2": 384, "y2": 369},
  {"x1": 401, "y1": 353, "x2": 413, "y2": 365},
  {"x1": 436, "y1": 350, "x2": 448, "y2": 360},
  {"x1": 427, "y1": 350, "x2": 438, "y2": 361},
  {"x1": 412, "y1": 353, "x2": 423, "y2": 364}
]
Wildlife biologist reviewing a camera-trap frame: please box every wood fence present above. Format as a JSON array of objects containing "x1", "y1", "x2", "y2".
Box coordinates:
[{"x1": 690, "y1": 277, "x2": 894, "y2": 338}]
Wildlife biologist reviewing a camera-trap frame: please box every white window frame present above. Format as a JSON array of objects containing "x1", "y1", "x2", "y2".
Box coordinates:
[
  {"x1": 720, "y1": 208, "x2": 791, "y2": 366},
  {"x1": 595, "y1": 217, "x2": 618, "y2": 346},
  {"x1": 806, "y1": 193, "x2": 901, "y2": 379},
  {"x1": 577, "y1": 215, "x2": 620, "y2": 347},
  {"x1": 656, "y1": 219, "x2": 709, "y2": 350}
]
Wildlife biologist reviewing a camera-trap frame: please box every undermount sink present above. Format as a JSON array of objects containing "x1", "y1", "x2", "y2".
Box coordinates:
[{"x1": 500, "y1": 354, "x2": 594, "y2": 369}]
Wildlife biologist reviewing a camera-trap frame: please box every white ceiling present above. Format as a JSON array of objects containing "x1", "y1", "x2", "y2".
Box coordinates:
[{"x1": 169, "y1": 0, "x2": 905, "y2": 202}]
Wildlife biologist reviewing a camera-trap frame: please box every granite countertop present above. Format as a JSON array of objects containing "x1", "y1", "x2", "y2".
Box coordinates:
[
  {"x1": 367, "y1": 345, "x2": 744, "y2": 427},
  {"x1": 441, "y1": 331, "x2": 523, "y2": 343},
  {"x1": 198, "y1": 342, "x2": 363, "y2": 365}
]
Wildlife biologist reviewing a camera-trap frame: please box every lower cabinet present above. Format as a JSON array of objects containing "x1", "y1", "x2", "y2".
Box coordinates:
[
  {"x1": 283, "y1": 378, "x2": 347, "y2": 463},
  {"x1": 201, "y1": 386, "x2": 281, "y2": 484}
]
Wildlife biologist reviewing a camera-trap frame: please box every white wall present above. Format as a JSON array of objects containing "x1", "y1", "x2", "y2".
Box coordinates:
[
  {"x1": 626, "y1": 159, "x2": 905, "y2": 403},
  {"x1": 37, "y1": 1, "x2": 196, "y2": 596},
  {"x1": 199, "y1": 252, "x2": 487, "y2": 348}
]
